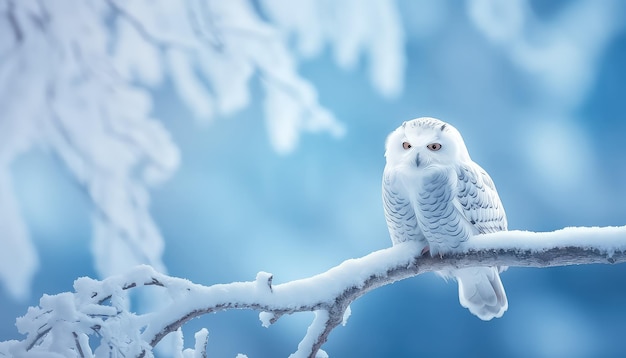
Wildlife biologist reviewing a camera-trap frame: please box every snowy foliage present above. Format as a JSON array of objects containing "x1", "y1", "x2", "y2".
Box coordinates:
[
  {"x1": 2, "y1": 226, "x2": 626, "y2": 357},
  {"x1": 467, "y1": 0, "x2": 619, "y2": 108},
  {"x1": 0, "y1": 0, "x2": 403, "y2": 299},
  {"x1": 466, "y1": 0, "x2": 623, "y2": 203}
]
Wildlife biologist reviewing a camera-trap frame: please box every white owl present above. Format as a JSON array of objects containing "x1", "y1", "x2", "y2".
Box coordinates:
[{"x1": 383, "y1": 117, "x2": 508, "y2": 320}]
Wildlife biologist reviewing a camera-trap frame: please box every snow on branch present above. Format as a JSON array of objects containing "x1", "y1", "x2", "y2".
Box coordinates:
[{"x1": 2, "y1": 226, "x2": 626, "y2": 357}]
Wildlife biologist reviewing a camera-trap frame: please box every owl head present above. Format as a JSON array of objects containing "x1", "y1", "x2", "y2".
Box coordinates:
[{"x1": 384, "y1": 117, "x2": 470, "y2": 170}]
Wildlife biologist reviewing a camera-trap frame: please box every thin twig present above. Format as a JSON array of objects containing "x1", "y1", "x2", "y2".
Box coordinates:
[
  {"x1": 105, "y1": 0, "x2": 192, "y2": 51},
  {"x1": 72, "y1": 332, "x2": 85, "y2": 358}
]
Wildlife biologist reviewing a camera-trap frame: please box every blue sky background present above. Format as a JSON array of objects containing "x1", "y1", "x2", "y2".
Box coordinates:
[{"x1": 3, "y1": 1, "x2": 626, "y2": 357}]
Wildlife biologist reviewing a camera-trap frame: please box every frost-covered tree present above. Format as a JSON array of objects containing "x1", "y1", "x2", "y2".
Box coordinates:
[{"x1": 0, "y1": 0, "x2": 403, "y2": 299}]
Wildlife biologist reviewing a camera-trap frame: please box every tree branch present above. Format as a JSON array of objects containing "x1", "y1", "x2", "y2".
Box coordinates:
[
  {"x1": 4, "y1": 0, "x2": 23, "y2": 44},
  {"x1": 105, "y1": 0, "x2": 194, "y2": 51},
  {"x1": 5, "y1": 226, "x2": 626, "y2": 358}
]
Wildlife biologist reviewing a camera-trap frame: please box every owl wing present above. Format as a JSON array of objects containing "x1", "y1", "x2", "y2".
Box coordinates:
[
  {"x1": 413, "y1": 164, "x2": 506, "y2": 252},
  {"x1": 452, "y1": 163, "x2": 509, "y2": 319},
  {"x1": 454, "y1": 163, "x2": 507, "y2": 234}
]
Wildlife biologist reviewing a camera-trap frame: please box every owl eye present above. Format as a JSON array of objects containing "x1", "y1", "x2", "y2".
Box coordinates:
[
  {"x1": 427, "y1": 143, "x2": 442, "y2": 151},
  {"x1": 402, "y1": 142, "x2": 412, "y2": 150}
]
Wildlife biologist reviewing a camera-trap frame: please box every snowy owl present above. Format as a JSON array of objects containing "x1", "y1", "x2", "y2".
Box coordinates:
[{"x1": 383, "y1": 117, "x2": 508, "y2": 320}]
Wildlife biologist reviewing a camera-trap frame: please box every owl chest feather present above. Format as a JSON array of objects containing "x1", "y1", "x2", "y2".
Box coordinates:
[
  {"x1": 383, "y1": 165, "x2": 477, "y2": 254},
  {"x1": 382, "y1": 171, "x2": 426, "y2": 245},
  {"x1": 412, "y1": 167, "x2": 474, "y2": 254}
]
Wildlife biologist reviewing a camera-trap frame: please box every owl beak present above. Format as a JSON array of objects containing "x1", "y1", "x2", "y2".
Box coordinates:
[{"x1": 414, "y1": 153, "x2": 421, "y2": 167}]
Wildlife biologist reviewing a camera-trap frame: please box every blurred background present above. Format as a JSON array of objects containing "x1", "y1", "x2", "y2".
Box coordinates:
[{"x1": 2, "y1": 0, "x2": 626, "y2": 357}]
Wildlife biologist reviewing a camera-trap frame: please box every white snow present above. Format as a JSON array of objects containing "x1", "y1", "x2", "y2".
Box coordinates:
[
  {"x1": 255, "y1": 271, "x2": 274, "y2": 294},
  {"x1": 316, "y1": 349, "x2": 329, "y2": 358},
  {"x1": 341, "y1": 305, "x2": 352, "y2": 327},
  {"x1": 467, "y1": 226, "x2": 626, "y2": 256},
  {"x1": 0, "y1": 170, "x2": 38, "y2": 299},
  {"x1": 259, "y1": 311, "x2": 275, "y2": 328},
  {"x1": 181, "y1": 328, "x2": 209, "y2": 358},
  {"x1": 289, "y1": 310, "x2": 329, "y2": 358},
  {"x1": 259, "y1": 0, "x2": 405, "y2": 97}
]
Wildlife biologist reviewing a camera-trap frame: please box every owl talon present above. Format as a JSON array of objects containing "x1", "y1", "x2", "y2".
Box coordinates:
[{"x1": 421, "y1": 246, "x2": 430, "y2": 256}]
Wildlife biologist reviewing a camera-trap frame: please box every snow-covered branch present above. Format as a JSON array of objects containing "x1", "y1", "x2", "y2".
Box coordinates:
[{"x1": 2, "y1": 226, "x2": 625, "y2": 357}]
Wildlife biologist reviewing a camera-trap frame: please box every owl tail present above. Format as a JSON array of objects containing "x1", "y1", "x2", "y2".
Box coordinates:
[{"x1": 454, "y1": 266, "x2": 508, "y2": 321}]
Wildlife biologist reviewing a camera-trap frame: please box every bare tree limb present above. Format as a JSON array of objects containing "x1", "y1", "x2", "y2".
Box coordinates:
[{"x1": 6, "y1": 226, "x2": 626, "y2": 358}]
